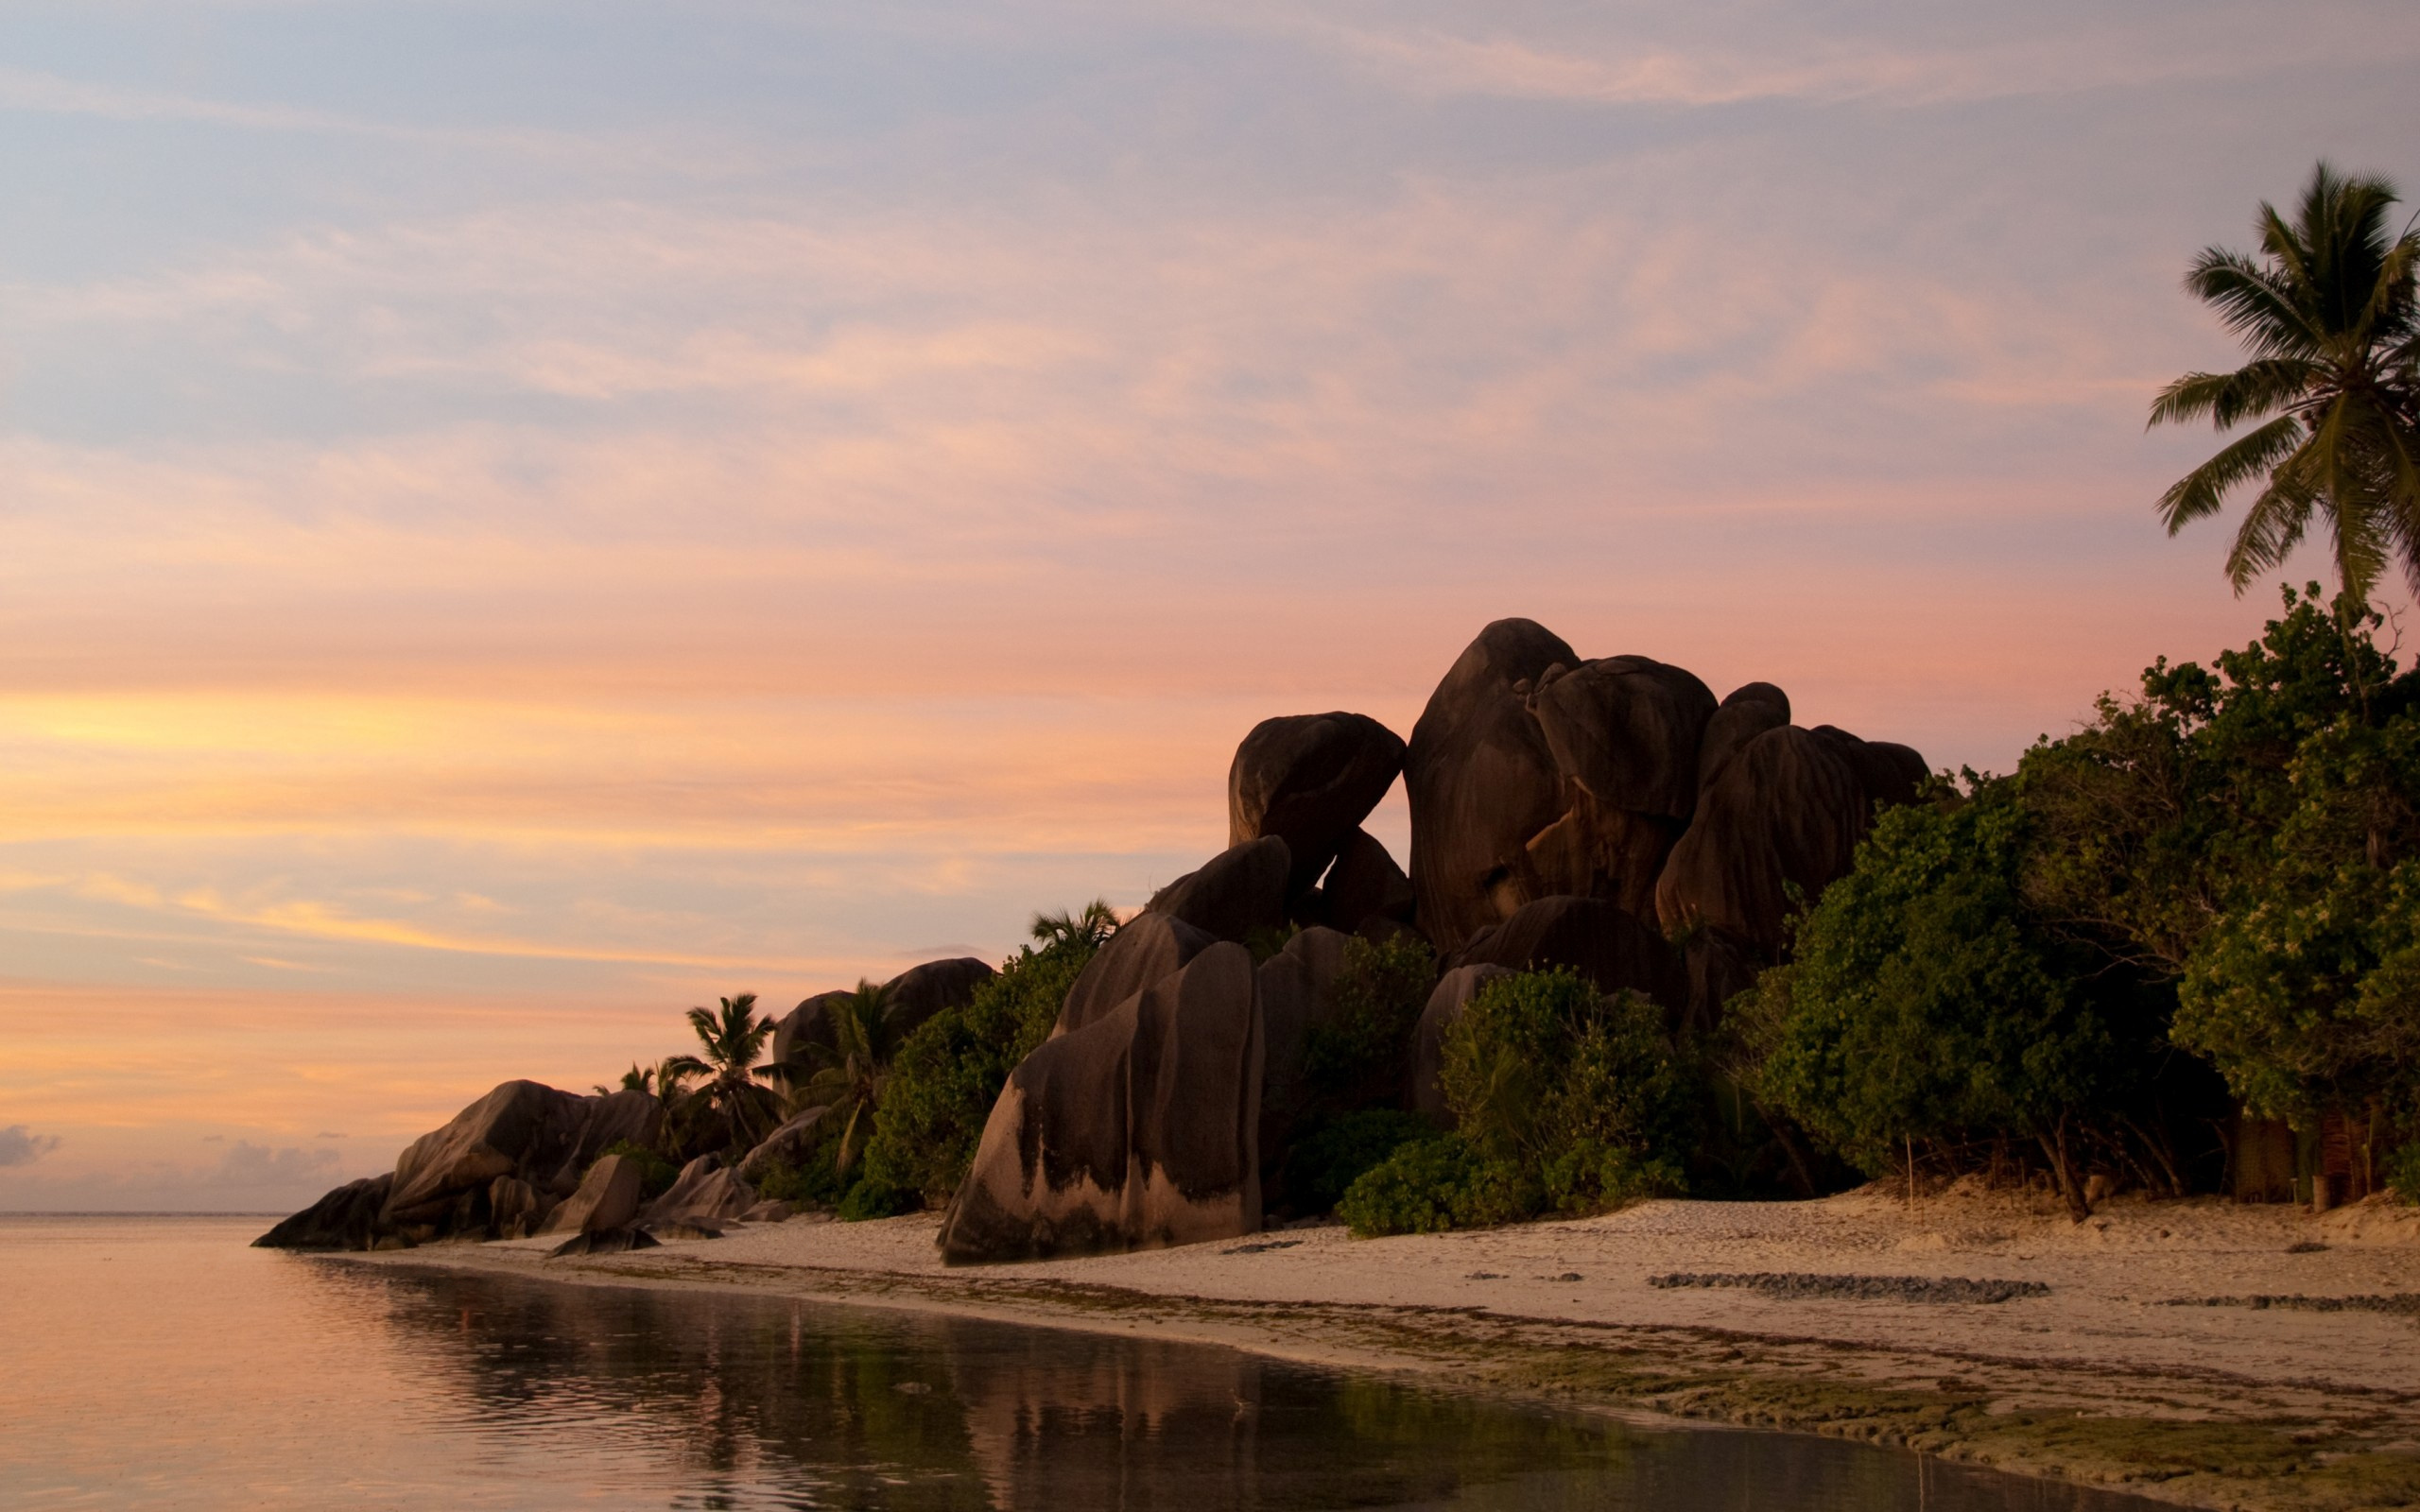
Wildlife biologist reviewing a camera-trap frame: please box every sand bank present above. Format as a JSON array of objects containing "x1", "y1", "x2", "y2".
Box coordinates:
[{"x1": 349, "y1": 1187, "x2": 2420, "y2": 1510}]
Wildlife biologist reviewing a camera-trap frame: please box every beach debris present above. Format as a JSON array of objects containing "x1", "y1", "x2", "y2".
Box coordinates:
[
  {"x1": 2159, "y1": 1293, "x2": 2420, "y2": 1317},
  {"x1": 1466, "y1": 1271, "x2": 1504, "y2": 1280},
  {"x1": 1222, "y1": 1239, "x2": 1302, "y2": 1255},
  {"x1": 1649, "y1": 1272, "x2": 2048, "y2": 1304}
]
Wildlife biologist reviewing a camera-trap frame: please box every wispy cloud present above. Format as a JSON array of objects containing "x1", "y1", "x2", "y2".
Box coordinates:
[{"x1": 0, "y1": 1125, "x2": 62, "y2": 1167}]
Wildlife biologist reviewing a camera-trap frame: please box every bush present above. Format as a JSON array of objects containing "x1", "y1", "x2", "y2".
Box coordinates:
[
  {"x1": 750, "y1": 1149, "x2": 849, "y2": 1211},
  {"x1": 837, "y1": 1174, "x2": 912, "y2": 1221},
  {"x1": 1443, "y1": 969, "x2": 1691, "y2": 1218},
  {"x1": 1339, "y1": 1134, "x2": 1535, "y2": 1237},
  {"x1": 1288, "y1": 1109, "x2": 1436, "y2": 1213},
  {"x1": 859, "y1": 932, "x2": 1103, "y2": 1201},
  {"x1": 2388, "y1": 1143, "x2": 2420, "y2": 1206},
  {"x1": 1303, "y1": 932, "x2": 1439, "y2": 1108},
  {"x1": 597, "y1": 1140, "x2": 679, "y2": 1199}
]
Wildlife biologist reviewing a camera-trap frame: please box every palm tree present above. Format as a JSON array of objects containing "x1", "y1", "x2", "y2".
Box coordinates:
[
  {"x1": 666, "y1": 994, "x2": 782, "y2": 1151},
  {"x1": 785, "y1": 980, "x2": 910, "y2": 1177},
  {"x1": 2151, "y1": 162, "x2": 2420, "y2": 612},
  {"x1": 1030, "y1": 899, "x2": 1121, "y2": 951}
]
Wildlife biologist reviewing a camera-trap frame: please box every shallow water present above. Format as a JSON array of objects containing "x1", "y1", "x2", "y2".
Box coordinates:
[{"x1": 0, "y1": 1215, "x2": 2160, "y2": 1510}]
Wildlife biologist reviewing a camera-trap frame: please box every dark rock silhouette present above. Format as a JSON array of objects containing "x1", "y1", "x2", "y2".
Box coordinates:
[
  {"x1": 1695, "y1": 683, "x2": 1792, "y2": 796},
  {"x1": 540, "y1": 1151, "x2": 643, "y2": 1236},
  {"x1": 251, "y1": 1172, "x2": 394, "y2": 1250},
  {"x1": 940, "y1": 941, "x2": 1264, "y2": 1263},
  {"x1": 1452, "y1": 895, "x2": 1685, "y2": 1015},
  {"x1": 1524, "y1": 656, "x2": 1718, "y2": 917},
  {"x1": 1410, "y1": 964, "x2": 1512, "y2": 1125},
  {"x1": 1143, "y1": 835, "x2": 1292, "y2": 943},
  {"x1": 736, "y1": 1107, "x2": 830, "y2": 1182},
  {"x1": 640, "y1": 1154, "x2": 756, "y2": 1230},
  {"x1": 1254, "y1": 926, "x2": 1353, "y2": 1164},
  {"x1": 1654, "y1": 723, "x2": 1922, "y2": 958},
  {"x1": 1227, "y1": 713, "x2": 1405, "y2": 896},
  {"x1": 1318, "y1": 827, "x2": 1417, "y2": 936},
  {"x1": 1405, "y1": 618, "x2": 1576, "y2": 954},
  {"x1": 1056, "y1": 910, "x2": 1216, "y2": 1037},
  {"x1": 770, "y1": 956, "x2": 994, "y2": 1076}
]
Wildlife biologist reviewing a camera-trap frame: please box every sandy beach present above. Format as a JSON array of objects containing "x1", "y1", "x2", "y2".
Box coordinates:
[{"x1": 348, "y1": 1187, "x2": 2420, "y2": 1511}]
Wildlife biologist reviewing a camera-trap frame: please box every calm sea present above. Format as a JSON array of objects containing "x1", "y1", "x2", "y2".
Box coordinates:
[{"x1": 0, "y1": 1215, "x2": 2159, "y2": 1510}]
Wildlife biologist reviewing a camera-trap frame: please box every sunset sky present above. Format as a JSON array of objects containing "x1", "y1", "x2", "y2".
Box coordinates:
[{"x1": 4, "y1": 0, "x2": 2416, "y2": 1211}]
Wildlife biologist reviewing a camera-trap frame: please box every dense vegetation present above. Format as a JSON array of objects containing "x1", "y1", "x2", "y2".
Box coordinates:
[
  {"x1": 1342, "y1": 971, "x2": 1692, "y2": 1237},
  {"x1": 1749, "y1": 588, "x2": 2420, "y2": 1210}
]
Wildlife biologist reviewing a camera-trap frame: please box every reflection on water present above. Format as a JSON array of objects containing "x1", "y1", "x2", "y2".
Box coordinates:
[{"x1": 0, "y1": 1217, "x2": 2159, "y2": 1511}]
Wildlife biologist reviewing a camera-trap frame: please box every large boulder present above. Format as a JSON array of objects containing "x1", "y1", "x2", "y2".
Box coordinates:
[
  {"x1": 1523, "y1": 656, "x2": 1719, "y2": 916},
  {"x1": 1142, "y1": 836, "x2": 1292, "y2": 943},
  {"x1": 1409, "y1": 965, "x2": 1511, "y2": 1125},
  {"x1": 1228, "y1": 713, "x2": 1406, "y2": 895},
  {"x1": 770, "y1": 988, "x2": 858, "y2": 1075},
  {"x1": 736, "y1": 1107, "x2": 830, "y2": 1182},
  {"x1": 939, "y1": 941, "x2": 1265, "y2": 1264},
  {"x1": 640, "y1": 1155, "x2": 756, "y2": 1230},
  {"x1": 1318, "y1": 827, "x2": 1417, "y2": 936},
  {"x1": 539, "y1": 1152, "x2": 643, "y2": 1236},
  {"x1": 546, "y1": 1089, "x2": 664, "y2": 1194},
  {"x1": 1254, "y1": 926, "x2": 1355, "y2": 1162},
  {"x1": 880, "y1": 956, "x2": 996, "y2": 1040},
  {"x1": 1453, "y1": 895, "x2": 1685, "y2": 1015},
  {"x1": 382, "y1": 1080, "x2": 593, "y2": 1224},
  {"x1": 488, "y1": 1176, "x2": 551, "y2": 1240},
  {"x1": 252, "y1": 1173, "x2": 394, "y2": 1250},
  {"x1": 1654, "y1": 723, "x2": 1921, "y2": 958},
  {"x1": 1405, "y1": 619, "x2": 1576, "y2": 954},
  {"x1": 1055, "y1": 910, "x2": 1216, "y2": 1037},
  {"x1": 1695, "y1": 683, "x2": 1791, "y2": 796}
]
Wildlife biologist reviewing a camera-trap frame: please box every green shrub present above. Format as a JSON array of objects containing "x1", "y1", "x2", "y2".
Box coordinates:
[
  {"x1": 859, "y1": 932, "x2": 1103, "y2": 1201},
  {"x1": 596, "y1": 1140, "x2": 680, "y2": 1198},
  {"x1": 1289, "y1": 1109, "x2": 1436, "y2": 1212},
  {"x1": 2388, "y1": 1143, "x2": 2420, "y2": 1207},
  {"x1": 1303, "y1": 932, "x2": 1439, "y2": 1108},
  {"x1": 1339, "y1": 1134, "x2": 1536, "y2": 1237},
  {"x1": 1443, "y1": 970, "x2": 1690, "y2": 1217},
  {"x1": 750, "y1": 1148, "x2": 849, "y2": 1210},
  {"x1": 837, "y1": 1174, "x2": 912, "y2": 1221}
]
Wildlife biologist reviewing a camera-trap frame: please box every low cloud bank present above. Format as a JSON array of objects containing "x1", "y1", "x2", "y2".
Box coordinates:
[{"x1": 0, "y1": 1125, "x2": 61, "y2": 1167}]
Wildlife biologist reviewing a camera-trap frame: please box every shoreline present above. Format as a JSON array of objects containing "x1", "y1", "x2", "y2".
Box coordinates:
[{"x1": 338, "y1": 1186, "x2": 2420, "y2": 1511}]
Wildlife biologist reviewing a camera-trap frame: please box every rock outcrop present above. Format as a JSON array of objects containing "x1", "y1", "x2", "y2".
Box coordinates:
[
  {"x1": 735, "y1": 1107, "x2": 829, "y2": 1182},
  {"x1": 1453, "y1": 895, "x2": 1685, "y2": 1018},
  {"x1": 769, "y1": 955, "x2": 995, "y2": 1074},
  {"x1": 1403, "y1": 622, "x2": 1926, "y2": 1017},
  {"x1": 1254, "y1": 926, "x2": 1354, "y2": 1164},
  {"x1": 1227, "y1": 713, "x2": 1406, "y2": 895},
  {"x1": 251, "y1": 1173, "x2": 395, "y2": 1250},
  {"x1": 640, "y1": 1155, "x2": 756, "y2": 1230},
  {"x1": 538, "y1": 1152, "x2": 643, "y2": 1236},
  {"x1": 939, "y1": 942, "x2": 1264, "y2": 1263},
  {"x1": 1405, "y1": 618, "x2": 1578, "y2": 954},
  {"x1": 1056, "y1": 910, "x2": 1216, "y2": 1038},
  {"x1": 1653, "y1": 723, "x2": 1922, "y2": 958},
  {"x1": 1142, "y1": 836, "x2": 1292, "y2": 943},
  {"x1": 1317, "y1": 827, "x2": 1417, "y2": 936},
  {"x1": 258, "y1": 1080, "x2": 662, "y2": 1250}
]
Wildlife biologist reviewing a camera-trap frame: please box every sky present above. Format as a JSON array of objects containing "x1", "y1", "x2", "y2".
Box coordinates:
[{"x1": 3, "y1": 0, "x2": 2415, "y2": 1211}]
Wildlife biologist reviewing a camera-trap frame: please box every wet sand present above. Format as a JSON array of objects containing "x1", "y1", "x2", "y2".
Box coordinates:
[{"x1": 351, "y1": 1186, "x2": 2420, "y2": 1510}]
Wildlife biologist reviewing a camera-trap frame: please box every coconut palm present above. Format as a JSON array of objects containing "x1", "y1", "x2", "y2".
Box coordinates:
[
  {"x1": 666, "y1": 993, "x2": 782, "y2": 1149},
  {"x1": 785, "y1": 980, "x2": 910, "y2": 1177},
  {"x1": 1030, "y1": 898, "x2": 1121, "y2": 951},
  {"x1": 2151, "y1": 162, "x2": 2420, "y2": 611}
]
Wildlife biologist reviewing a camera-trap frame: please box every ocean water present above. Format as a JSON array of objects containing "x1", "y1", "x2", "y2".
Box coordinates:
[{"x1": 0, "y1": 1215, "x2": 2161, "y2": 1511}]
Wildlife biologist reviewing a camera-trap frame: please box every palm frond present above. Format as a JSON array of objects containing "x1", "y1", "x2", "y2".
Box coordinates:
[
  {"x1": 2149, "y1": 361, "x2": 2319, "y2": 431},
  {"x1": 2186, "y1": 249, "x2": 2321, "y2": 359},
  {"x1": 2158, "y1": 414, "x2": 2305, "y2": 532}
]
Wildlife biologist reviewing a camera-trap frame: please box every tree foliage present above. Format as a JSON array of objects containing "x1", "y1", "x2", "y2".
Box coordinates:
[{"x1": 858, "y1": 906, "x2": 1114, "y2": 1201}]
